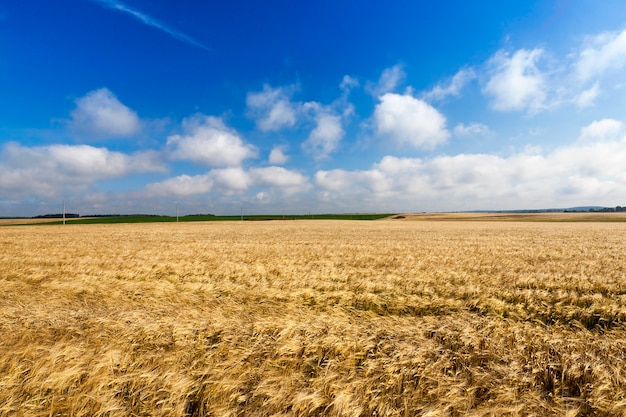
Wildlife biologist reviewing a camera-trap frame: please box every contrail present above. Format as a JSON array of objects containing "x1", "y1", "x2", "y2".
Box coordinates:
[{"x1": 90, "y1": 0, "x2": 209, "y2": 51}]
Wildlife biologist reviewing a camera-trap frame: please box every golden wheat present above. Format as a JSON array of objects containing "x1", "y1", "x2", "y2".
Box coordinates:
[{"x1": 1, "y1": 218, "x2": 626, "y2": 416}]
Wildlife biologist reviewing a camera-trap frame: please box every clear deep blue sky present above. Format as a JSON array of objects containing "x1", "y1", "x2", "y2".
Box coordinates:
[{"x1": 2, "y1": 0, "x2": 626, "y2": 216}]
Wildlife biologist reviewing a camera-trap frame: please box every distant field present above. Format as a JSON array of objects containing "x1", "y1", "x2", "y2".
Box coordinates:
[
  {"x1": 1, "y1": 213, "x2": 395, "y2": 225},
  {"x1": 390, "y1": 212, "x2": 626, "y2": 222},
  {"x1": 0, "y1": 218, "x2": 64, "y2": 225},
  {"x1": 5, "y1": 211, "x2": 626, "y2": 226},
  {"x1": 1, "y1": 219, "x2": 626, "y2": 415}
]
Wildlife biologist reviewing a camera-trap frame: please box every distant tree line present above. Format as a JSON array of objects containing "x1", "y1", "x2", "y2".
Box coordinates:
[
  {"x1": 563, "y1": 206, "x2": 626, "y2": 213},
  {"x1": 33, "y1": 213, "x2": 80, "y2": 218},
  {"x1": 32, "y1": 213, "x2": 217, "y2": 219},
  {"x1": 81, "y1": 214, "x2": 162, "y2": 218},
  {"x1": 589, "y1": 206, "x2": 626, "y2": 212}
]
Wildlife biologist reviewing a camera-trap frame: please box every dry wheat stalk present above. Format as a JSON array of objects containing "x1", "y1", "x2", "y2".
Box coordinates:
[{"x1": 1, "y1": 219, "x2": 625, "y2": 416}]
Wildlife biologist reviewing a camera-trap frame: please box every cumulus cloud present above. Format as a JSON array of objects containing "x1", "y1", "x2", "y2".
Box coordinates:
[
  {"x1": 478, "y1": 29, "x2": 626, "y2": 112},
  {"x1": 246, "y1": 84, "x2": 298, "y2": 131},
  {"x1": 268, "y1": 145, "x2": 289, "y2": 164},
  {"x1": 0, "y1": 142, "x2": 165, "y2": 198},
  {"x1": 144, "y1": 166, "x2": 309, "y2": 198},
  {"x1": 366, "y1": 65, "x2": 406, "y2": 97},
  {"x1": 315, "y1": 169, "x2": 390, "y2": 195},
  {"x1": 302, "y1": 111, "x2": 344, "y2": 159},
  {"x1": 454, "y1": 122, "x2": 491, "y2": 137},
  {"x1": 578, "y1": 118, "x2": 623, "y2": 141},
  {"x1": 210, "y1": 167, "x2": 250, "y2": 192},
  {"x1": 575, "y1": 29, "x2": 626, "y2": 82},
  {"x1": 167, "y1": 115, "x2": 257, "y2": 167},
  {"x1": 423, "y1": 68, "x2": 476, "y2": 101},
  {"x1": 373, "y1": 93, "x2": 450, "y2": 149},
  {"x1": 246, "y1": 80, "x2": 353, "y2": 161},
  {"x1": 249, "y1": 166, "x2": 308, "y2": 186},
  {"x1": 69, "y1": 88, "x2": 141, "y2": 139},
  {"x1": 144, "y1": 174, "x2": 213, "y2": 197},
  {"x1": 250, "y1": 166, "x2": 310, "y2": 194},
  {"x1": 483, "y1": 49, "x2": 547, "y2": 113},
  {"x1": 144, "y1": 167, "x2": 250, "y2": 198},
  {"x1": 315, "y1": 131, "x2": 626, "y2": 212}
]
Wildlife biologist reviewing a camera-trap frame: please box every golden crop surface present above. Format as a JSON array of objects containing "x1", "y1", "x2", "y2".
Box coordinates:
[{"x1": 1, "y1": 216, "x2": 626, "y2": 416}]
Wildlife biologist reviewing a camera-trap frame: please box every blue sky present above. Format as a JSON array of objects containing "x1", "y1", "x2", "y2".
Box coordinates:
[{"x1": 2, "y1": 0, "x2": 626, "y2": 216}]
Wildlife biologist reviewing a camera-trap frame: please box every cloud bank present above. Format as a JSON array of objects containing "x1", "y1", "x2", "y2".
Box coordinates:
[
  {"x1": 315, "y1": 126, "x2": 626, "y2": 212},
  {"x1": 0, "y1": 142, "x2": 164, "y2": 198}
]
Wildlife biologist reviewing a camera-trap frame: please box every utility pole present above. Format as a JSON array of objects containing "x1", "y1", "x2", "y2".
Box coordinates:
[
  {"x1": 176, "y1": 203, "x2": 179, "y2": 223},
  {"x1": 62, "y1": 201, "x2": 66, "y2": 225},
  {"x1": 240, "y1": 206, "x2": 243, "y2": 221}
]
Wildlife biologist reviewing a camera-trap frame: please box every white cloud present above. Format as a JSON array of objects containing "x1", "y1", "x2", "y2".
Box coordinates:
[
  {"x1": 47, "y1": 145, "x2": 161, "y2": 176},
  {"x1": 268, "y1": 145, "x2": 289, "y2": 164},
  {"x1": 366, "y1": 65, "x2": 406, "y2": 97},
  {"x1": 0, "y1": 142, "x2": 165, "y2": 198},
  {"x1": 340, "y1": 75, "x2": 359, "y2": 93},
  {"x1": 453, "y1": 122, "x2": 491, "y2": 137},
  {"x1": 69, "y1": 88, "x2": 141, "y2": 138},
  {"x1": 302, "y1": 112, "x2": 344, "y2": 159},
  {"x1": 167, "y1": 115, "x2": 257, "y2": 167},
  {"x1": 578, "y1": 118, "x2": 623, "y2": 141},
  {"x1": 373, "y1": 93, "x2": 450, "y2": 149},
  {"x1": 246, "y1": 84, "x2": 298, "y2": 131},
  {"x1": 247, "y1": 80, "x2": 353, "y2": 161},
  {"x1": 483, "y1": 49, "x2": 547, "y2": 113},
  {"x1": 205, "y1": 167, "x2": 248, "y2": 192},
  {"x1": 574, "y1": 83, "x2": 601, "y2": 108},
  {"x1": 250, "y1": 166, "x2": 310, "y2": 194},
  {"x1": 423, "y1": 68, "x2": 476, "y2": 101},
  {"x1": 145, "y1": 174, "x2": 213, "y2": 197},
  {"x1": 315, "y1": 169, "x2": 390, "y2": 194},
  {"x1": 315, "y1": 133, "x2": 626, "y2": 212},
  {"x1": 144, "y1": 166, "x2": 309, "y2": 198},
  {"x1": 575, "y1": 29, "x2": 626, "y2": 82},
  {"x1": 250, "y1": 166, "x2": 308, "y2": 186},
  {"x1": 478, "y1": 29, "x2": 626, "y2": 112}
]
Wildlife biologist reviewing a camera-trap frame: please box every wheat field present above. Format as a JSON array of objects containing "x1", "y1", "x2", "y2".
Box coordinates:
[{"x1": 1, "y1": 217, "x2": 626, "y2": 416}]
